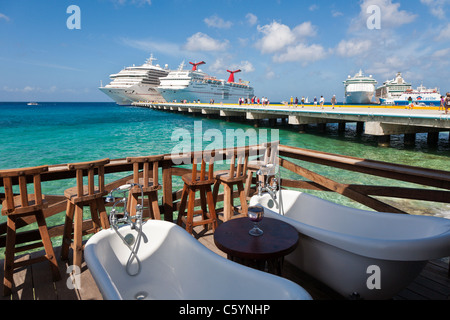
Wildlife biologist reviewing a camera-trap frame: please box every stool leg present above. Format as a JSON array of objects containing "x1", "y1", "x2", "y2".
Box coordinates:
[
  {"x1": 96, "y1": 198, "x2": 110, "y2": 229},
  {"x1": 177, "y1": 184, "x2": 188, "y2": 226},
  {"x1": 73, "y1": 204, "x2": 84, "y2": 269},
  {"x1": 186, "y1": 188, "x2": 196, "y2": 234},
  {"x1": 199, "y1": 186, "x2": 208, "y2": 228},
  {"x1": 3, "y1": 216, "x2": 16, "y2": 296},
  {"x1": 212, "y1": 180, "x2": 220, "y2": 206},
  {"x1": 149, "y1": 192, "x2": 161, "y2": 220},
  {"x1": 223, "y1": 183, "x2": 233, "y2": 222},
  {"x1": 35, "y1": 210, "x2": 60, "y2": 281},
  {"x1": 89, "y1": 199, "x2": 101, "y2": 233},
  {"x1": 61, "y1": 201, "x2": 75, "y2": 261},
  {"x1": 205, "y1": 186, "x2": 218, "y2": 231},
  {"x1": 237, "y1": 181, "x2": 248, "y2": 215},
  {"x1": 244, "y1": 170, "x2": 254, "y2": 199}
]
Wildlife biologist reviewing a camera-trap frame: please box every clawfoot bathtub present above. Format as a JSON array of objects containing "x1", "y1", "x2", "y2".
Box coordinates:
[
  {"x1": 250, "y1": 190, "x2": 450, "y2": 300},
  {"x1": 84, "y1": 220, "x2": 312, "y2": 300}
]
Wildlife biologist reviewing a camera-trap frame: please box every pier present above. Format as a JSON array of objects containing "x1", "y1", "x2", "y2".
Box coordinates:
[{"x1": 133, "y1": 102, "x2": 450, "y2": 147}]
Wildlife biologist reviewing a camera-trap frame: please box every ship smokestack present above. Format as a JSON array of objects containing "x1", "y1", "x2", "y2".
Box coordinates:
[
  {"x1": 189, "y1": 61, "x2": 206, "y2": 71},
  {"x1": 227, "y1": 69, "x2": 241, "y2": 83}
]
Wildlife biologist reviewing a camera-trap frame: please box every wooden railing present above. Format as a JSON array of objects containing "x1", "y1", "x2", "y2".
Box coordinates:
[{"x1": 1, "y1": 143, "x2": 450, "y2": 257}]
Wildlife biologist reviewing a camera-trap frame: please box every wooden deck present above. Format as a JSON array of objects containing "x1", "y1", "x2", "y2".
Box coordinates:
[{"x1": 1, "y1": 224, "x2": 448, "y2": 301}]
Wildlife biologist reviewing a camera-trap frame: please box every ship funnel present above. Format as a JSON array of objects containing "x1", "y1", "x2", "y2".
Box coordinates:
[
  {"x1": 227, "y1": 69, "x2": 241, "y2": 83},
  {"x1": 189, "y1": 61, "x2": 206, "y2": 71}
]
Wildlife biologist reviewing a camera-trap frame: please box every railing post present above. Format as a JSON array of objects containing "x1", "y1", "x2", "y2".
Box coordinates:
[{"x1": 162, "y1": 160, "x2": 174, "y2": 222}]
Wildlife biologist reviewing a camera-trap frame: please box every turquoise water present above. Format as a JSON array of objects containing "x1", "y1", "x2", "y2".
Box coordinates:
[{"x1": 1, "y1": 102, "x2": 450, "y2": 257}]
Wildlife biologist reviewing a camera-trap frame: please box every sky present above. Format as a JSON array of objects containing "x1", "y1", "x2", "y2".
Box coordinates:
[{"x1": 1, "y1": 0, "x2": 450, "y2": 102}]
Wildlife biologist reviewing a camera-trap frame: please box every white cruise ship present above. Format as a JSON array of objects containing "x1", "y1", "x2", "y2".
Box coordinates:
[
  {"x1": 380, "y1": 84, "x2": 441, "y2": 106},
  {"x1": 343, "y1": 70, "x2": 377, "y2": 104},
  {"x1": 155, "y1": 61, "x2": 254, "y2": 104},
  {"x1": 375, "y1": 72, "x2": 412, "y2": 104},
  {"x1": 99, "y1": 55, "x2": 170, "y2": 105}
]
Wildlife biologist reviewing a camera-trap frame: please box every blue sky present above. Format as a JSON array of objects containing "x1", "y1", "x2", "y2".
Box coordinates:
[{"x1": 1, "y1": 0, "x2": 450, "y2": 102}]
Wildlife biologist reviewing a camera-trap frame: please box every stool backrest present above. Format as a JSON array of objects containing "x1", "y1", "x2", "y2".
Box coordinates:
[
  {"x1": 192, "y1": 151, "x2": 215, "y2": 182},
  {"x1": 262, "y1": 141, "x2": 279, "y2": 166},
  {"x1": 0, "y1": 165, "x2": 48, "y2": 214},
  {"x1": 227, "y1": 147, "x2": 249, "y2": 180},
  {"x1": 67, "y1": 159, "x2": 110, "y2": 199},
  {"x1": 126, "y1": 155, "x2": 164, "y2": 188}
]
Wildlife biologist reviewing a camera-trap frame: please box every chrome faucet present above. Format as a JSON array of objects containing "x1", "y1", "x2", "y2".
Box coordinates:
[
  {"x1": 105, "y1": 183, "x2": 145, "y2": 276},
  {"x1": 256, "y1": 164, "x2": 279, "y2": 199},
  {"x1": 105, "y1": 184, "x2": 144, "y2": 231}
]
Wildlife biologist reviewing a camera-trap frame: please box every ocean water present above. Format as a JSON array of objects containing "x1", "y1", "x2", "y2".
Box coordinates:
[{"x1": 1, "y1": 102, "x2": 450, "y2": 257}]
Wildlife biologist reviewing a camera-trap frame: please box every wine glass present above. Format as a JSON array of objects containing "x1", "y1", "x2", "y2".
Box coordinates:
[{"x1": 248, "y1": 205, "x2": 265, "y2": 237}]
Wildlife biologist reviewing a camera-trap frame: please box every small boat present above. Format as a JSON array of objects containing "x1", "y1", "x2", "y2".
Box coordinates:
[{"x1": 27, "y1": 102, "x2": 38, "y2": 106}]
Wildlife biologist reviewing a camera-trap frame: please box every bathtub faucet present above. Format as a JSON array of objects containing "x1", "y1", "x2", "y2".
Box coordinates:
[
  {"x1": 256, "y1": 164, "x2": 279, "y2": 199},
  {"x1": 105, "y1": 184, "x2": 144, "y2": 230}
]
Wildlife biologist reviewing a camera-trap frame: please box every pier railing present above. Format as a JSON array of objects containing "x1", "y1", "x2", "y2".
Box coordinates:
[{"x1": 1, "y1": 143, "x2": 450, "y2": 269}]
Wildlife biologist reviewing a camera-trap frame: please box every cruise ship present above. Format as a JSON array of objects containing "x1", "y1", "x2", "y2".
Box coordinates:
[
  {"x1": 155, "y1": 61, "x2": 254, "y2": 104},
  {"x1": 99, "y1": 55, "x2": 170, "y2": 105},
  {"x1": 375, "y1": 72, "x2": 412, "y2": 104},
  {"x1": 379, "y1": 84, "x2": 441, "y2": 106},
  {"x1": 343, "y1": 70, "x2": 377, "y2": 104}
]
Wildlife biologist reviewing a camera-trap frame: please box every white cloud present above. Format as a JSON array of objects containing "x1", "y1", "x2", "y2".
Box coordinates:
[
  {"x1": 209, "y1": 58, "x2": 254, "y2": 75},
  {"x1": 273, "y1": 43, "x2": 328, "y2": 65},
  {"x1": 436, "y1": 23, "x2": 450, "y2": 40},
  {"x1": 184, "y1": 32, "x2": 229, "y2": 52},
  {"x1": 2, "y1": 86, "x2": 57, "y2": 93},
  {"x1": 309, "y1": 4, "x2": 319, "y2": 11},
  {"x1": 351, "y1": 0, "x2": 417, "y2": 30},
  {"x1": 246, "y1": 13, "x2": 258, "y2": 26},
  {"x1": 111, "y1": 0, "x2": 151, "y2": 6},
  {"x1": 336, "y1": 39, "x2": 372, "y2": 57},
  {"x1": 255, "y1": 20, "x2": 325, "y2": 65},
  {"x1": 0, "y1": 13, "x2": 10, "y2": 22},
  {"x1": 256, "y1": 21, "x2": 316, "y2": 54},
  {"x1": 120, "y1": 37, "x2": 182, "y2": 56},
  {"x1": 256, "y1": 21, "x2": 296, "y2": 54},
  {"x1": 420, "y1": 0, "x2": 450, "y2": 19},
  {"x1": 204, "y1": 15, "x2": 233, "y2": 29}
]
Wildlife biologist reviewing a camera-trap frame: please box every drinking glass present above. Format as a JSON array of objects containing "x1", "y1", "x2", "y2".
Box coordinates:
[{"x1": 248, "y1": 205, "x2": 264, "y2": 237}]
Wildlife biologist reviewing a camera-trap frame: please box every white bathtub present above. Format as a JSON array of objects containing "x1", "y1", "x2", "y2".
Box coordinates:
[
  {"x1": 84, "y1": 220, "x2": 312, "y2": 300},
  {"x1": 250, "y1": 190, "x2": 450, "y2": 300}
]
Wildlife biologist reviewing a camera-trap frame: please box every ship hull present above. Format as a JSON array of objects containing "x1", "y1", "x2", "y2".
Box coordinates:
[
  {"x1": 156, "y1": 85, "x2": 254, "y2": 104},
  {"x1": 345, "y1": 91, "x2": 374, "y2": 104},
  {"x1": 380, "y1": 98, "x2": 440, "y2": 106},
  {"x1": 99, "y1": 87, "x2": 134, "y2": 106},
  {"x1": 99, "y1": 85, "x2": 167, "y2": 105}
]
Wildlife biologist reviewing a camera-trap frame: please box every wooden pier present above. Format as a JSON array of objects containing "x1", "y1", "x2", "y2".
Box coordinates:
[
  {"x1": 133, "y1": 102, "x2": 450, "y2": 147},
  {"x1": 1, "y1": 144, "x2": 449, "y2": 300}
]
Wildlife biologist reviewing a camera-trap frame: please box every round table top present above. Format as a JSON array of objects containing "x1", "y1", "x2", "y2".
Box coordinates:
[{"x1": 214, "y1": 218, "x2": 299, "y2": 260}]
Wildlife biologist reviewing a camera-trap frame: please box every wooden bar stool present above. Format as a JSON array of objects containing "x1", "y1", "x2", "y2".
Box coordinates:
[
  {"x1": 244, "y1": 141, "x2": 279, "y2": 199},
  {"x1": 177, "y1": 151, "x2": 218, "y2": 234},
  {"x1": 0, "y1": 165, "x2": 60, "y2": 296},
  {"x1": 213, "y1": 148, "x2": 250, "y2": 222},
  {"x1": 61, "y1": 158, "x2": 110, "y2": 268},
  {"x1": 126, "y1": 155, "x2": 164, "y2": 220}
]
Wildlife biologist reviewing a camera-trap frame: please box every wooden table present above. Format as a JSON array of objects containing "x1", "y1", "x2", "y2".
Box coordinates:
[{"x1": 214, "y1": 218, "x2": 299, "y2": 275}]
